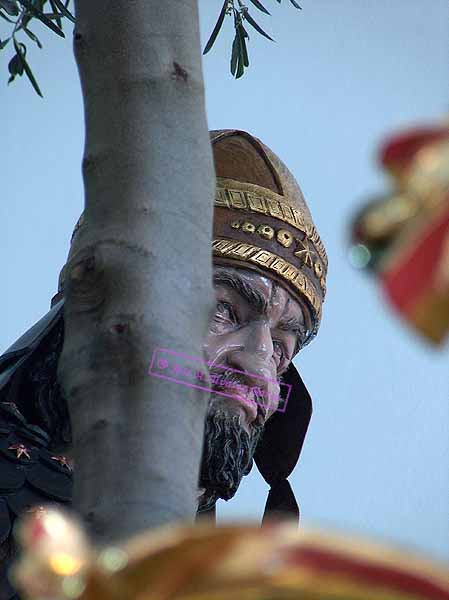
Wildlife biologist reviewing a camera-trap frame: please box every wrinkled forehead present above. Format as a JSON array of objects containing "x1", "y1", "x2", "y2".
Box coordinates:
[{"x1": 212, "y1": 264, "x2": 311, "y2": 325}]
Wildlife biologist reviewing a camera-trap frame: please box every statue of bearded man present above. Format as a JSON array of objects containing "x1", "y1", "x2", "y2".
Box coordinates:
[{"x1": 0, "y1": 130, "x2": 328, "y2": 599}]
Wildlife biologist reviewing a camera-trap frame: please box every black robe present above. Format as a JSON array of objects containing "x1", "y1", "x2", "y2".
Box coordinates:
[{"x1": 0, "y1": 300, "x2": 312, "y2": 599}]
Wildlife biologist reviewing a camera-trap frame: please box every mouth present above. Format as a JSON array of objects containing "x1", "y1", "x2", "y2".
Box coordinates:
[{"x1": 213, "y1": 383, "x2": 266, "y2": 427}]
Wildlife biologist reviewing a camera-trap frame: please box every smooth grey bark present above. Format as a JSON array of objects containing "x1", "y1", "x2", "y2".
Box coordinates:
[{"x1": 58, "y1": 0, "x2": 215, "y2": 544}]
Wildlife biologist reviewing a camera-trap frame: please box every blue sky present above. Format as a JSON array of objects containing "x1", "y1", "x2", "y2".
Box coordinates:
[{"x1": 1, "y1": 0, "x2": 448, "y2": 561}]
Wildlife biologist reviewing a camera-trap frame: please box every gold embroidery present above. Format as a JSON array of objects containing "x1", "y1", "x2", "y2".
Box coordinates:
[
  {"x1": 294, "y1": 238, "x2": 315, "y2": 268},
  {"x1": 247, "y1": 192, "x2": 267, "y2": 214},
  {"x1": 292, "y1": 208, "x2": 305, "y2": 229},
  {"x1": 229, "y1": 190, "x2": 247, "y2": 209},
  {"x1": 251, "y1": 250, "x2": 276, "y2": 267},
  {"x1": 257, "y1": 224, "x2": 275, "y2": 240},
  {"x1": 215, "y1": 182, "x2": 328, "y2": 268},
  {"x1": 242, "y1": 221, "x2": 256, "y2": 233},
  {"x1": 212, "y1": 237, "x2": 322, "y2": 325},
  {"x1": 215, "y1": 188, "x2": 229, "y2": 207},
  {"x1": 223, "y1": 219, "x2": 326, "y2": 297},
  {"x1": 232, "y1": 243, "x2": 259, "y2": 259},
  {"x1": 280, "y1": 203, "x2": 296, "y2": 227},
  {"x1": 267, "y1": 199, "x2": 283, "y2": 219},
  {"x1": 277, "y1": 229, "x2": 294, "y2": 248},
  {"x1": 320, "y1": 277, "x2": 327, "y2": 295}
]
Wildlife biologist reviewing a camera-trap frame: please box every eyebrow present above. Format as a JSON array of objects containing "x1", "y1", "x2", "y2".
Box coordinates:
[
  {"x1": 277, "y1": 315, "x2": 305, "y2": 334},
  {"x1": 213, "y1": 270, "x2": 307, "y2": 352},
  {"x1": 213, "y1": 271, "x2": 270, "y2": 316}
]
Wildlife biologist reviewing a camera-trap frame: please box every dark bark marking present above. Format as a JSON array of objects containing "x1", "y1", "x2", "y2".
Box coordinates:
[
  {"x1": 112, "y1": 323, "x2": 129, "y2": 335},
  {"x1": 82, "y1": 155, "x2": 96, "y2": 174},
  {"x1": 172, "y1": 62, "x2": 188, "y2": 82},
  {"x1": 73, "y1": 29, "x2": 86, "y2": 57}
]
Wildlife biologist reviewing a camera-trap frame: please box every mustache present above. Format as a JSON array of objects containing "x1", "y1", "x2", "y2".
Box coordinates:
[{"x1": 208, "y1": 367, "x2": 269, "y2": 425}]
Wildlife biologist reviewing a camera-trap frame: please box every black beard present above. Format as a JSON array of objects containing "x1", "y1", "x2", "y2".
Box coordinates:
[{"x1": 198, "y1": 397, "x2": 265, "y2": 512}]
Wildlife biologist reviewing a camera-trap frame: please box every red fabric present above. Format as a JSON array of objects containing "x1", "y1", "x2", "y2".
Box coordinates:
[
  {"x1": 285, "y1": 546, "x2": 449, "y2": 600},
  {"x1": 381, "y1": 203, "x2": 449, "y2": 314},
  {"x1": 380, "y1": 127, "x2": 449, "y2": 172}
]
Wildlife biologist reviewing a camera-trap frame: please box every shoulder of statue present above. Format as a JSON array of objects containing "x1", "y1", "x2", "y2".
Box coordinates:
[{"x1": 0, "y1": 300, "x2": 64, "y2": 401}]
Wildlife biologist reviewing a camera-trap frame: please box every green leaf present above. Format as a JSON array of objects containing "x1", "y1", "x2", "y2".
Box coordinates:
[
  {"x1": 13, "y1": 38, "x2": 43, "y2": 96},
  {"x1": 41, "y1": 12, "x2": 67, "y2": 19},
  {"x1": 8, "y1": 52, "x2": 23, "y2": 76},
  {"x1": 0, "y1": 37, "x2": 10, "y2": 49},
  {"x1": 232, "y1": 11, "x2": 246, "y2": 79},
  {"x1": 247, "y1": 0, "x2": 270, "y2": 15},
  {"x1": 17, "y1": 0, "x2": 65, "y2": 37},
  {"x1": 230, "y1": 32, "x2": 239, "y2": 75},
  {"x1": 289, "y1": 0, "x2": 302, "y2": 7},
  {"x1": 52, "y1": 0, "x2": 75, "y2": 22},
  {"x1": 237, "y1": 24, "x2": 249, "y2": 67},
  {"x1": 236, "y1": 51, "x2": 244, "y2": 78},
  {"x1": 240, "y1": 22, "x2": 249, "y2": 39},
  {"x1": 24, "y1": 26, "x2": 43, "y2": 48},
  {"x1": 203, "y1": 0, "x2": 228, "y2": 55},
  {"x1": 49, "y1": 0, "x2": 62, "y2": 28},
  {"x1": 0, "y1": 0, "x2": 18, "y2": 16},
  {"x1": 243, "y1": 10, "x2": 274, "y2": 41},
  {"x1": 0, "y1": 9, "x2": 15, "y2": 21},
  {"x1": 21, "y1": 12, "x2": 31, "y2": 27}
]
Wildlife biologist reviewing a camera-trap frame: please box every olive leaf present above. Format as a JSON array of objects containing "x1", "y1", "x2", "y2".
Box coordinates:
[
  {"x1": 247, "y1": 0, "x2": 270, "y2": 15},
  {"x1": 49, "y1": 0, "x2": 62, "y2": 28},
  {"x1": 0, "y1": 0, "x2": 18, "y2": 16},
  {"x1": 230, "y1": 9, "x2": 249, "y2": 79},
  {"x1": 8, "y1": 52, "x2": 23, "y2": 81},
  {"x1": 13, "y1": 38, "x2": 43, "y2": 96},
  {"x1": 243, "y1": 10, "x2": 274, "y2": 41},
  {"x1": 230, "y1": 32, "x2": 239, "y2": 75},
  {"x1": 237, "y1": 22, "x2": 249, "y2": 68},
  {"x1": 52, "y1": 0, "x2": 75, "y2": 23},
  {"x1": 0, "y1": 9, "x2": 15, "y2": 22},
  {"x1": 17, "y1": 0, "x2": 65, "y2": 37},
  {"x1": 218, "y1": 0, "x2": 296, "y2": 79},
  {"x1": 203, "y1": 0, "x2": 229, "y2": 55},
  {"x1": 23, "y1": 27, "x2": 43, "y2": 48},
  {"x1": 4, "y1": 0, "x2": 304, "y2": 93}
]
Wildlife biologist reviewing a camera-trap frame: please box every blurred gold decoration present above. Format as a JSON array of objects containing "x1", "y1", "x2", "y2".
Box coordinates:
[
  {"x1": 10, "y1": 507, "x2": 449, "y2": 600},
  {"x1": 350, "y1": 122, "x2": 449, "y2": 344}
]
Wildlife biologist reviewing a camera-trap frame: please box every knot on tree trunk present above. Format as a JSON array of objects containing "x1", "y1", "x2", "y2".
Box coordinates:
[
  {"x1": 66, "y1": 251, "x2": 105, "y2": 311},
  {"x1": 73, "y1": 29, "x2": 86, "y2": 58}
]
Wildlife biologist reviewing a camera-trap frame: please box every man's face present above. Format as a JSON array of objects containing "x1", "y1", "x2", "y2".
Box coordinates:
[{"x1": 198, "y1": 265, "x2": 311, "y2": 509}]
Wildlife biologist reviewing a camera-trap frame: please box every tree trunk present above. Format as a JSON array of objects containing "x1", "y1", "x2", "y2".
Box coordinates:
[{"x1": 59, "y1": 0, "x2": 215, "y2": 544}]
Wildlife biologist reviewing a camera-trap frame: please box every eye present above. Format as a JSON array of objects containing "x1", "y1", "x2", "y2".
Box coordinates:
[
  {"x1": 273, "y1": 340, "x2": 285, "y2": 361},
  {"x1": 214, "y1": 301, "x2": 237, "y2": 323}
]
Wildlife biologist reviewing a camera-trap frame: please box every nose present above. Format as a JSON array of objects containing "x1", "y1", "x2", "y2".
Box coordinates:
[
  {"x1": 225, "y1": 321, "x2": 280, "y2": 417},
  {"x1": 229, "y1": 319, "x2": 273, "y2": 369}
]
